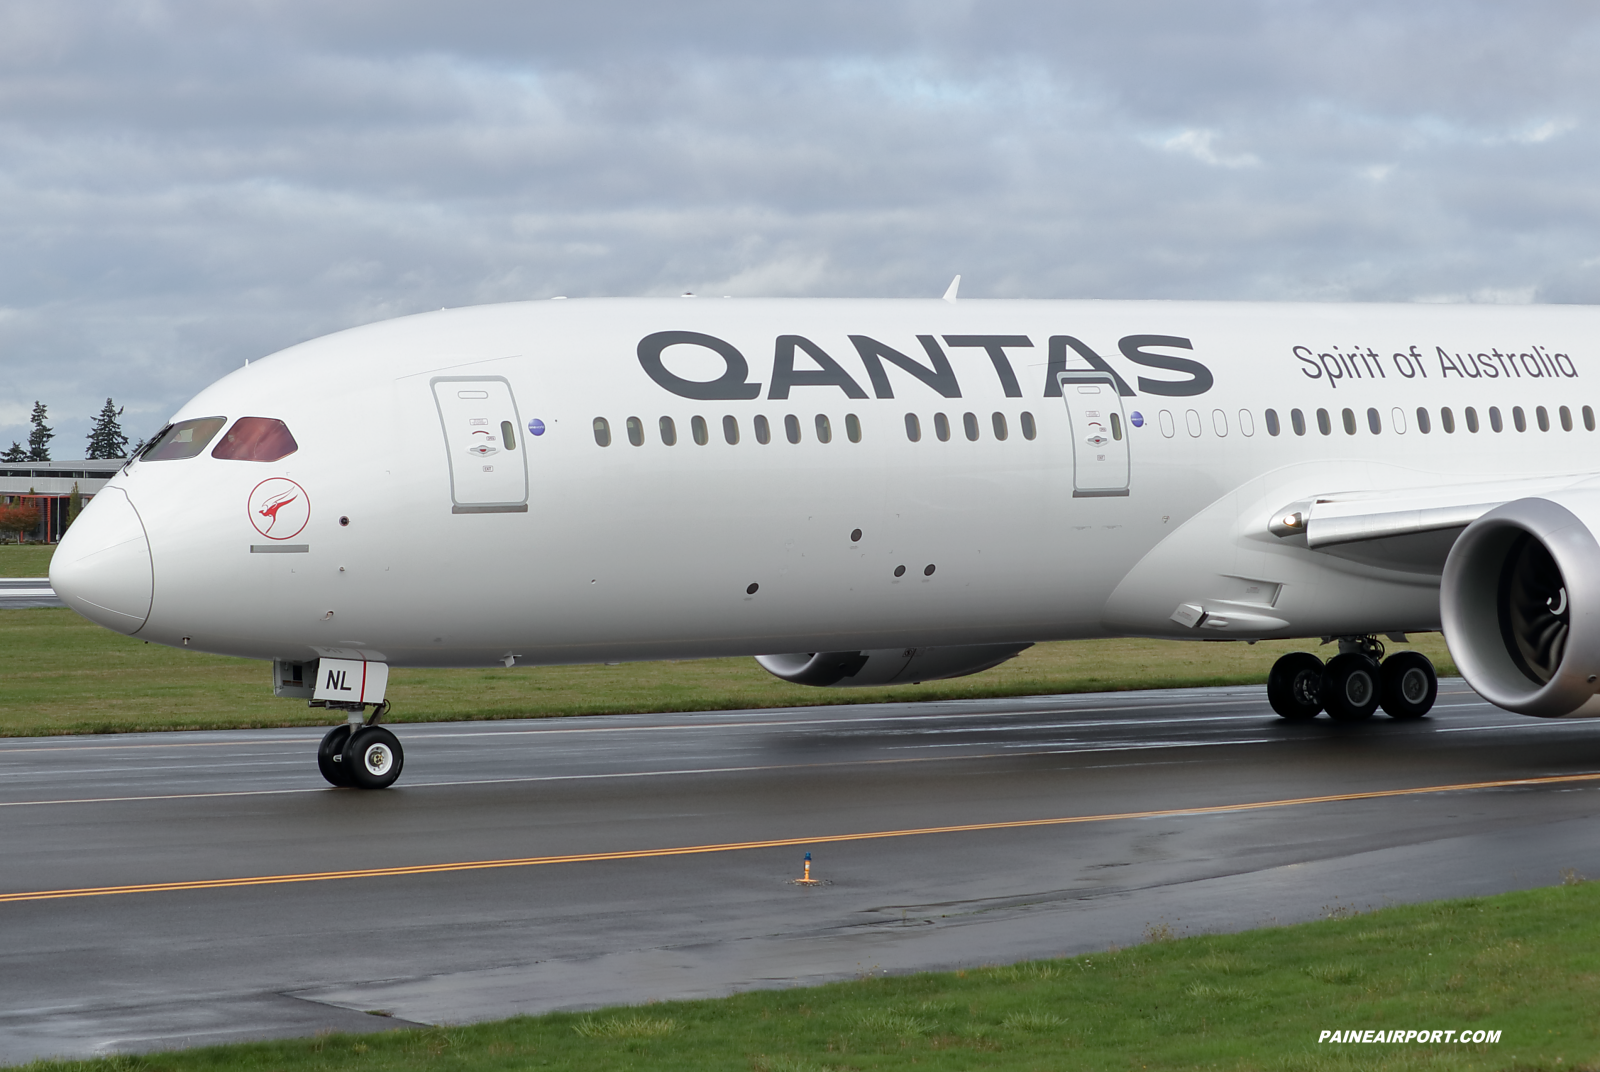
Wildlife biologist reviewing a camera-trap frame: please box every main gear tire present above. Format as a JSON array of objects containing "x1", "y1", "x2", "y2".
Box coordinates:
[
  {"x1": 1380, "y1": 651, "x2": 1438, "y2": 720},
  {"x1": 1267, "y1": 652, "x2": 1325, "y2": 720},
  {"x1": 1322, "y1": 653, "x2": 1381, "y2": 722}
]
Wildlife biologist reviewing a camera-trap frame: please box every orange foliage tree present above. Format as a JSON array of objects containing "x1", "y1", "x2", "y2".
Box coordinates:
[{"x1": 0, "y1": 499, "x2": 41, "y2": 543}]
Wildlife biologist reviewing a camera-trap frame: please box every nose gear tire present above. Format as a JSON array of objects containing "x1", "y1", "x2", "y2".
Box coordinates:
[
  {"x1": 1322, "y1": 653, "x2": 1381, "y2": 721},
  {"x1": 1380, "y1": 651, "x2": 1438, "y2": 719},
  {"x1": 343, "y1": 725, "x2": 404, "y2": 790},
  {"x1": 317, "y1": 724, "x2": 354, "y2": 787},
  {"x1": 1267, "y1": 652, "x2": 1325, "y2": 720}
]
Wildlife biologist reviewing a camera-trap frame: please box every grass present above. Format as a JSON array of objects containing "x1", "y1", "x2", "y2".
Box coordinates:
[
  {"x1": 0, "y1": 541, "x2": 1459, "y2": 736},
  {"x1": 14, "y1": 880, "x2": 1598, "y2": 1070},
  {"x1": 0, "y1": 543, "x2": 54, "y2": 577},
  {"x1": 0, "y1": 606, "x2": 1458, "y2": 737}
]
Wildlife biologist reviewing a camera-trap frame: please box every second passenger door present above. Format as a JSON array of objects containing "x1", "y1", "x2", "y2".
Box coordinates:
[
  {"x1": 431, "y1": 376, "x2": 529, "y2": 513},
  {"x1": 1056, "y1": 370, "x2": 1130, "y2": 497}
]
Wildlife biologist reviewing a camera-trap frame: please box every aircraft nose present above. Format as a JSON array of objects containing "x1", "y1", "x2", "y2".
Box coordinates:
[{"x1": 50, "y1": 487, "x2": 153, "y2": 634}]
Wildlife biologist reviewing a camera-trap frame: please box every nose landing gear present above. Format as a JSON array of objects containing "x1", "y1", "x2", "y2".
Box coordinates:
[
  {"x1": 316, "y1": 701, "x2": 404, "y2": 789},
  {"x1": 1267, "y1": 637, "x2": 1438, "y2": 721}
]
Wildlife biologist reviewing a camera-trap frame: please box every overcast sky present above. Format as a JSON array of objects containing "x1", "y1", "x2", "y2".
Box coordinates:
[{"x1": 3, "y1": 1, "x2": 1599, "y2": 454}]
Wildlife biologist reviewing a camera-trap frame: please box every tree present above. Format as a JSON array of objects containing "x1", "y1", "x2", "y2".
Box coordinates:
[
  {"x1": 85, "y1": 398, "x2": 129, "y2": 459},
  {"x1": 1, "y1": 442, "x2": 23, "y2": 462},
  {"x1": 26, "y1": 401, "x2": 51, "y2": 462},
  {"x1": 64, "y1": 481, "x2": 82, "y2": 533},
  {"x1": 0, "y1": 498, "x2": 40, "y2": 544}
]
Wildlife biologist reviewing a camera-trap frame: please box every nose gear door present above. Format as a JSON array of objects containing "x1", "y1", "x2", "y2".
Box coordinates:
[
  {"x1": 1056, "y1": 370, "x2": 1129, "y2": 497},
  {"x1": 431, "y1": 376, "x2": 529, "y2": 513}
]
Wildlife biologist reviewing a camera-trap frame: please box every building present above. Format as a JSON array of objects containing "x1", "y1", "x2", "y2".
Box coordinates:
[{"x1": 0, "y1": 460, "x2": 123, "y2": 543}]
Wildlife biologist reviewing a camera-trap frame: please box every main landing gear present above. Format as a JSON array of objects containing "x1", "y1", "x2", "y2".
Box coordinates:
[
  {"x1": 1267, "y1": 637, "x2": 1437, "y2": 722},
  {"x1": 317, "y1": 701, "x2": 404, "y2": 789}
]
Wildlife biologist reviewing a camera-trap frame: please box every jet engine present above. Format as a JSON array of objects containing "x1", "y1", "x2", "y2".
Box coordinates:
[
  {"x1": 754, "y1": 643, "x2": 1033, "y2": 688},
  {"x1": 1441, "y1": 493, "x2": 1600, "y2": 718}
]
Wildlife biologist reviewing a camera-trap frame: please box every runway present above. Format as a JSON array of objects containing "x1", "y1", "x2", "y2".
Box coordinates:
[
  {"x1": 4, "y1": 680, "x2": 1600, "y2": 1062},
  {"x1": 0, "y1": 579, "x2": 62, "y2": 610}
]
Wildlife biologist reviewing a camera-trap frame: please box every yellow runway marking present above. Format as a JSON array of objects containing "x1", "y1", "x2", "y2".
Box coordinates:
[{"x1": 5, "y1": 770, "x2": 1596, "y2": 904}]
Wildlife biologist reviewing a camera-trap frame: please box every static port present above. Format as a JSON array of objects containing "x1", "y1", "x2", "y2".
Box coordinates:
[{"x1": 339, "y1": 516, "x2": 350, "y2": 527}]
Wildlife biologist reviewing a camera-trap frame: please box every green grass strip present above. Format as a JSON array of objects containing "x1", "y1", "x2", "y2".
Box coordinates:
[
  {"x1": 0, "y1": 540, "x2": 1458, "y2": 737},
  {"x1": 0, "y1": 606, "x2": 1457, "y2": 737},
  {"x1": 13, "y1": 879, "x2": 1598, "y2": 1071}
]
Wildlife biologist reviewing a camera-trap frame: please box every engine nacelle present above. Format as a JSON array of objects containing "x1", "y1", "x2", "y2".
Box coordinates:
[
  {"x1": 754, "y1": 644, "x2": 1032, "y2": 688},
  {"x1": 1441, "y1": 492, "x2": 1600, "y2": 717}
]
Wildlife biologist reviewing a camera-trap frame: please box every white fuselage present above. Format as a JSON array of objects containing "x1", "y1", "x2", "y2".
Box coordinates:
[{"x1": 52, "y1": 298, "x2": 1600, "y2": 669}]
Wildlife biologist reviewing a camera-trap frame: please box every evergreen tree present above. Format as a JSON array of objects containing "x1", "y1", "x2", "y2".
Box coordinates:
[
  {"x1": 85, "y1": 398, "x2": 129, "y2": 459},
  {"x1": 1, "y1": 442, "x2": 23, "y2": 462},
  {"x1": 65, "y1": 481, "x2": 82, "y2": 533},
  {"x1": 26, "y1": 401, "x2": 51, "y2": 462}
]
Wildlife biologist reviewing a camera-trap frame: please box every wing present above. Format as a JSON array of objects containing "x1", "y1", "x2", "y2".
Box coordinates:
[{"x1": 1266, "y1": 472, "x2": 1600, "y2": 572}]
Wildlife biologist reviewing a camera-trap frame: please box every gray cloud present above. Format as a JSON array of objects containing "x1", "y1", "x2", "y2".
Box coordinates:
[{"x1": 3, "y1": 1, "x2": 1600, "y2": 450}]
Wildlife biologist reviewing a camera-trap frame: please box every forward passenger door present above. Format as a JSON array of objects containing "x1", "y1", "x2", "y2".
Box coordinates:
[{"x1": 431, "y1": 377, "x2": 529, "y2": 513}]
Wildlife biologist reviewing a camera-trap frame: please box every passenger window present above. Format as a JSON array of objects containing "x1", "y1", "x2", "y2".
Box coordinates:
[
  {"x1": 1291, "y1": 408, "x2": 1306, "y2": 436},
  {"x1": 1316, "y1": 408, "x2": 1331, "y2": 435},
  {"x1": 691, "y1": 415, "x2": 709, "y2": 445},
  {"x1": 211, "y1": 417, "x2": 298, "y2": 462},
  {"x1": 1367, "y1": 408, "x2": 1381, "y2": 434},
  {"x1": 815, "y1": 414, "x2": 832, "y2": 443},
  {"x1": 905, "y1": 413, "x2": 921, "y2": 441},
  {"x1": 1020, "y1": 411, "x2": 1037, "y2": 440},
  {"x1": 1186, "y1": 409, "x2": 1202, "y2": 437},
  {"x1": 593, "y1": 417, "x2": 611, "y2": 447},
  {"x1": 1489, "y1": 406, "x2": 1503, "y2": 432},
  {"x1": 1237, "y1": 409, "x2": 1254, "y2": 437},
  {"x1": 1341, "y1": 408, "x2": 1356, "y2": 435},
  {"x1": 846, "y1": 413, "x2": 862, "y2": 442},
  {"x1": 1441, "y1": 407, "x2": 1455, "y2": 433},
  {"x1": 1265, "y1": 408, "x2": 1280, "y2": 436},
  {"x1": 992, "y1": 412, "x2": 1008, "y2": 440},
  {"x1": 1465, "y1": 407, "x2": 1479, "y2": 433},
  {"x1": 785, "y1": 414, "x2": 801, "y2": 444},
  {"x1": 1390, "y1": 407, "x2": 1405, "y2": 434},
  {"x1": 1110, "y1": 412, "x2": 1123, "y2": 440},
  {"x1": 626, "y1": 416, "x2": 644, "y2": 446},
  {"x1": 145, "y1": 417, "x2": 227, "y2": 461},
  {"x1": 1561, "y1": 405, "x2": 1573, "y2": 431},
  {"x1": 1511, "y1": 406, "x2": 1525, "y2": 432},
  {"x1": 1536, "y1": 406, "x2": 1549, "y2": 432},
  {"x1": 501, "y1": 421, "x2": 517, "y2": 450},
  {"x1": 1416, "y1": 407, "x2": 1431, "y2": 434},
  {"x1": 1587, "y1": 405, "x2": 1597, "y2": 431},
  {"x1": 1159, "y1": 410, "x2": 1175, "y2": 437},
  {"x1": 754, "y1": 415, "x2": 771, "y2": 444},
  {"x1": 659, "y1": 416, "x2": 677, "y2": 445},
  {"x1": 1212, "y1": 409, "x2": 1228, "y2": 437},
  {"x1": 723, "y1": 415, "x2": 739, "y2": 445},
  {"x1": 963, "y1": 412, "x2": 979, "y2": 441},
  {"x1": 934, "y1": 413, "x2": 951, "y2": 441}
]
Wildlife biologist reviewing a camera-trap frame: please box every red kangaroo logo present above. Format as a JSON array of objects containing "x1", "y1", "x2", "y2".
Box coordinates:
[{"x1": 257, "y1": 491, "x2": 298, "y2": 534}]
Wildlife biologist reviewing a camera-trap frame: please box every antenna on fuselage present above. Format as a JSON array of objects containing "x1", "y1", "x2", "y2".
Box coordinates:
[{"x1": 942, "y1": 275, "x2": 961, "y2": 303}]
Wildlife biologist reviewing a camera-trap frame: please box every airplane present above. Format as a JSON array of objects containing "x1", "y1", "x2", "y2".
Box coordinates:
[{"x1": 47, "y1": 285, "x2": 1600, "y2": 789}]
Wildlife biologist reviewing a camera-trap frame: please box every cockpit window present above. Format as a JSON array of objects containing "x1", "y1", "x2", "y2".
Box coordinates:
[
  {"x1": 212, "y1": 417, "x2": 299, "y2": 462},
  {"x1": 142, "y1": 417, "x2": 227, "y2": 461}
]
